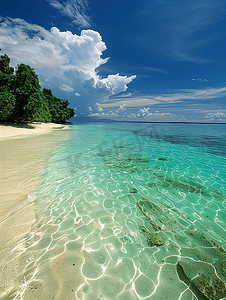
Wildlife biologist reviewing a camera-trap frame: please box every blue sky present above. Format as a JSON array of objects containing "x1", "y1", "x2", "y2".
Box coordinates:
[{"x1": 1, "y1": 0, "x2": 226, "y2": 122}]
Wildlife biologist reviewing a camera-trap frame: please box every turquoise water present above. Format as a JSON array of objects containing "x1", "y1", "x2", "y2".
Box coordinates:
[{"x1": 1, "y1": 123, "x2": 226, "y2": 299}]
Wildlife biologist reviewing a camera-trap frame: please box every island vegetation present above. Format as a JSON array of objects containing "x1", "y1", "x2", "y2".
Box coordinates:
[{"x1": 0, "y1": 51, "x2": 75, "y2": 123}]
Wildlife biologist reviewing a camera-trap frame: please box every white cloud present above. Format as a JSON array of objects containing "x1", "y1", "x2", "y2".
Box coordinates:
[
  {"x1": 59, "y1": 84, "x2": 74, "y2": 92},
  {"x1": 89, "y1": 108, "x2": 186, "y2": 122},
  {"x1": 115, "y1": 104, "x2": 128, "y2": 115},
  {"x1": 192, "y1": 78, "x2": 208, "y2": 82},
  {"x1": 49, "y1": 26, "x2": 109, "y2": 81},
  {"x1": 97, "y1": 73, "x2": 136, "y2": 94},
  {"x1": 132, "y1": 66, "x2": 169, "y2": 74},
  {"x1": 114, "y1": 92, "x2": 133, "y2": 98},
  {"x1": 137, "y1": 107, "x2": 152, "y2": 117},
  {"x1": 204, "y1": 112, "x2": 226, "y2": 119},
  {"x1": 100, "y1": 87, "x2": 226, "y2": 109},
  {"x1": 118, "y1": 104, "x2": 128, "y2": 111},
  {"x1": 0, "y1": 17, "x2": 136, "y2": 113},
  {"x1": 0, "y1": 19, "x2": 67, "y2": 76},
  {"x1": 96, "y1": 103, "x2": 103, "y2": 112},
  {"x1": 47, "y1": 0, "x2": 91, "y2": 28}
]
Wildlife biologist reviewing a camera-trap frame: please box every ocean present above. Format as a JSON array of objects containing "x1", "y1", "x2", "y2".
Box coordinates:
[{"x1": 1, "y1": 122, "x2": 226, "y2": 300}]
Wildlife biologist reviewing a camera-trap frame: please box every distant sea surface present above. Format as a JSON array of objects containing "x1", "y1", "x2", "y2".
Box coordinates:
[{"x1": 2, "y1": 123, "x2": 226, "y2": 300}]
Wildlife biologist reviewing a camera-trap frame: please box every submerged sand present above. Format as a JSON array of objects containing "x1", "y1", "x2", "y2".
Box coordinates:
[
  {"x1": 0, "y1": 123, "x2": 71, "y2": 248},
  {"x1": 1, "y1": 123, "x2": 225, "y2": 300}
]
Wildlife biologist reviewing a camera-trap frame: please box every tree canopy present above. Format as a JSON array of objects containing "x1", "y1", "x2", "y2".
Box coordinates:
[{"x1": 0, "y1": 52, "x2": 75, "y2": 123}]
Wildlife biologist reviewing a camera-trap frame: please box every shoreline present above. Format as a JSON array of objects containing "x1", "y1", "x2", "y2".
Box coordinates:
[
  {"x1": 0, "y1": 124, "x2": 72, "y2": 249},
  {"x1": 0, "y1": 122, "x2": 72, "y2": 141}
]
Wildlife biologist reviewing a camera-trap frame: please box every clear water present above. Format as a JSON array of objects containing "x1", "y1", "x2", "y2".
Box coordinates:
[{"x1": 1, "y1": 123, "x2": 226, "y2": 300}]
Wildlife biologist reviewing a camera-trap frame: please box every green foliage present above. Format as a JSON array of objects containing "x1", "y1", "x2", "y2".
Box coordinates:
[
  {"x1": 0, "y1": 87, "x2": 16, "y2": 122},
  {"x1": 0, "y1": 54, "x2": 16, "y2": 122},
  {"x1": 43, "y1": 88, "x2": 75, "y2": 123},
  {"x1": 24, "y1": 91, "x2": 52, "y2": 122},
  {"x1": 0, "y1": 54, "x2": 14, "y2": 89},
  {"x1": 0, "y1": 52, "x2": 75, "y2": 123},
  {"x1": 12, "y1": 63, "x2": 42, "y2": 121}
]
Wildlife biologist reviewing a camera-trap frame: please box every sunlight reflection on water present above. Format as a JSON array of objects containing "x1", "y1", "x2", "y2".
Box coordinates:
[{"x1": 1, "y1": 123, "x2": 226, "y2": 300}]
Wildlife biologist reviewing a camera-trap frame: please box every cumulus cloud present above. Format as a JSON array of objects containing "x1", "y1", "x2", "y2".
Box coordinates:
[
  {"x1": 89, "y1": 106, "x2": 185, "y2": 122},
  {"x1": 97, "y1": 74, "x2": 136, "y2": 94},
  {"x1": 137, "y1": 107, "x2": 152, "y2": 117},
  {"x1": 96, "y1": 103, "x2": 103, "y2": 112},
  {"x1": 115, "y1": 104, "x2": 128, "y2": 115},
  {"x1": 0, "y1": 17, "x2": 136, "y2": 113},
  {"x1": 204, "y1": 112, "x2": 226, "y2": 119},
  {"x1": 50, "y1": 26, "x2": 109, "y2": 81},
  {"x1": 47, "y1": 0, "x2": 91, "y2": 28}
]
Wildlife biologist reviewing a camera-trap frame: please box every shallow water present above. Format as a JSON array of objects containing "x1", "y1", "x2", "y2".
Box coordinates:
[{"x1": 1, "y1": 123, "x2": 226, "y2": 300}]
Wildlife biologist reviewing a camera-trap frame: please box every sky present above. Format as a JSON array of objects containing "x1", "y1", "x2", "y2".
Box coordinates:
[{"x1": 1, "y1": 0, "x2": 226, "y2": 123}]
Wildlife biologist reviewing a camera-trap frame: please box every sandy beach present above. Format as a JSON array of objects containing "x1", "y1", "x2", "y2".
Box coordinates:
[
  {"x1": 0, "y1": 123, "x2": 71, "y2": 248},
  {"x1": 0, "y1": 122, "x2": 70, "y2": 141},
  {"x1": 0, "y1": 123, "x2": 75, "y2": 299}
]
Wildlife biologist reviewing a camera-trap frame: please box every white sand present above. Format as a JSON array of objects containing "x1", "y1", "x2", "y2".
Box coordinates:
[
  {"x1": 0, "y1": 124, "x2": 72, "y2": 247},
  {"x1": 0, "y1": 123, "x2": 73, "y2": 298},
  {"x1": 0, "y1": 122, "x2": 71, "y2": 141}
]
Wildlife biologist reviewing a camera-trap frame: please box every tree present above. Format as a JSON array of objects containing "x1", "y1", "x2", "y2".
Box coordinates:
[
  {"x1": 24, "y1": 91, "x2": 52, "y2": 122},
  {"x1": 12, "y1": 63, "x2": 41, "y2": 121},
  {"x1": 0, "y1": 54, "x2": 14, "y2": 89},
  {"x1": 0, "y1": 53, "x2": 15, "y2": 122},
  {"x1": 0, "y1": 52, "x2": 74, "y2": 123},
  {"x1": 43, "y1": 88, "x2": 74, "y2": 123},
  {"x1": 0, "y1": 87, "x2": 16, "y2": 122}
]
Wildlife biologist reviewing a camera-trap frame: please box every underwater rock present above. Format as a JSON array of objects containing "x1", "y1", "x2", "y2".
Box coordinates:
[
  {"x1": 147, "y1": 182, "x2": 158, "y2": 189},
  {"x1": 96, "y1": 150, "x2": 112, "y2": 157},
  {"x1": 167, "y1": 177, "x2": 205, "y2": 194},
  {"x1": 129, "y1": 188, "x2": 138, "y2": 194},
  {"x1": 126, "y1": 154, "x2": 150, "y2": 163},
  {"x1": 137, "y1": 196, "x2": 225, "y2": 247},
  {"x1": 147, "y1": 175, "x2": 206, "y2": 195},
  {"x1": 136, "y1": 198, "x2": 170, "y2": 247},
  {"x1": 217, "y1": 256, "x2": 226, "y2": 280},
  {"x1": 184, "y1": 231, "x2": 226, "y2": 282},
  {"x1": 137, "y1": 198, "x2": 171, "y2": 229},
  {"x1": 147, "y1": 167, "x2": 226, "y2": 200},
  {"x1": 186, "y1": 231, "x2": 219, "y2": 248},
  {"x1": 140, "y1": 226, "x2": 166, "y2": 247},
  {"x1": 136, "y1": 195, "x2": 226, "y2": 296},
  {"x1": 113, "y1": 145, "x2": 125, "y2": 149},
  {"x1": 98, "y1": 148, "x2": 226, "y2": 201},
  {"x1": 97, "y1": 148, "x2": 151, "y2": 174},
  {"x1": 97, "y1": 152, "x2": 226, "y2": 200},
  {"x1": 210, "y1": 189, "x2": 226, "y2": 201},
  {"x1": 177, "y1": 258, "x2": 226, "y2": 300}
]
